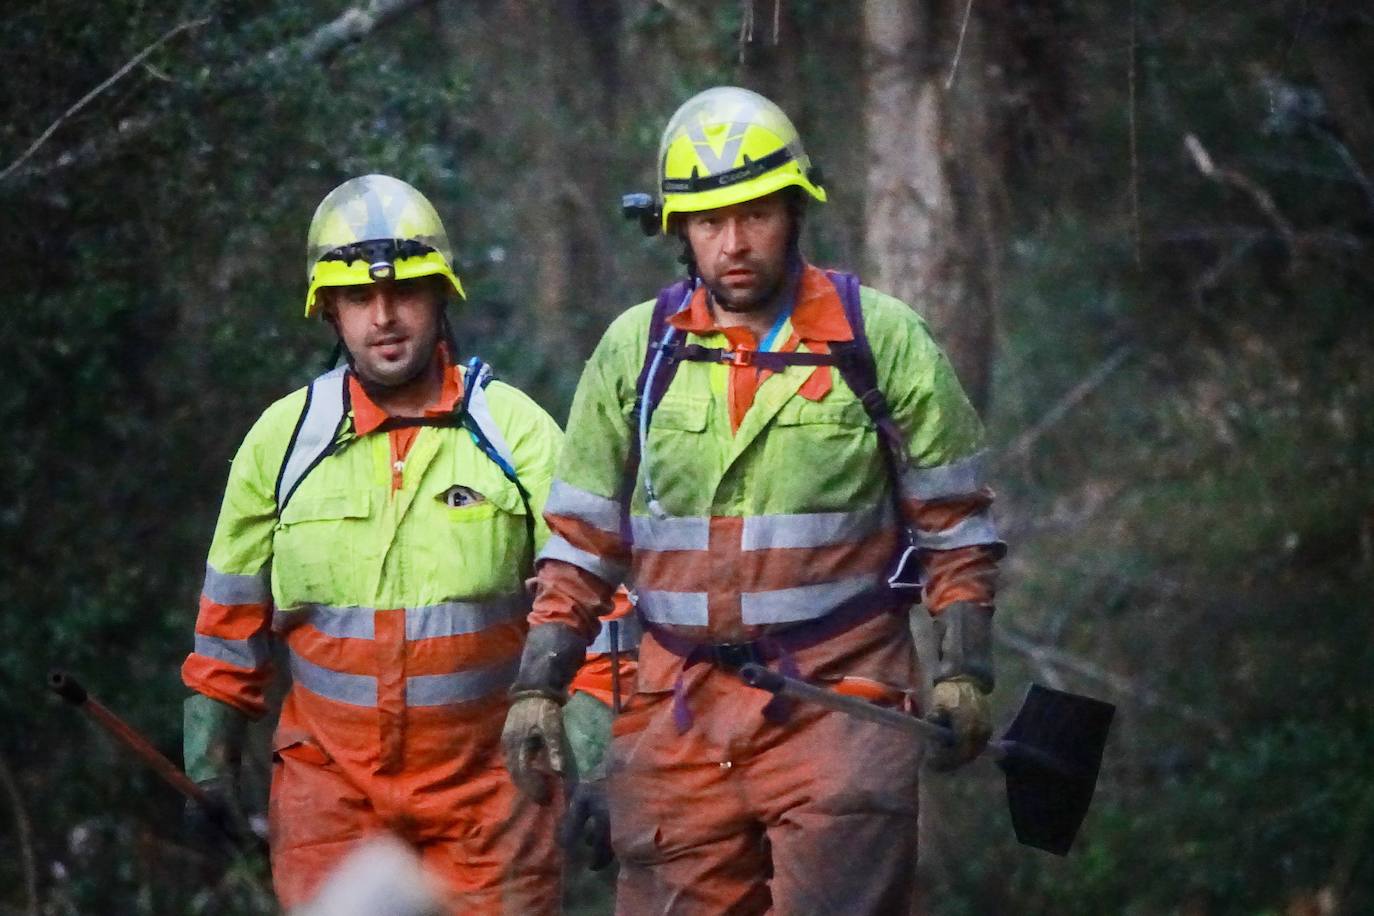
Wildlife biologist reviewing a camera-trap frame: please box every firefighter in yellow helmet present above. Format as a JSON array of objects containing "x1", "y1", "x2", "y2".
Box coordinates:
[
  {"x1": 503, "y1": 87, "x2": 1004, "y2": 913},
  {"x1": 182, "y1": 174, "x2": 567, "y2": 912}
]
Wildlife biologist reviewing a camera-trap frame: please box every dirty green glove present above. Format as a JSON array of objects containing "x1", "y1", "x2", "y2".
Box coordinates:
[
  {"x1": 183, "y1": 693, "x2": 249, "y2": 841},
  {"x1": 502, "y1": 624, "x2": 587, "y2": 804},
  {"x1": 925, "y1": 602, "x2": 995, "y2": 771},
  {"x1": 559, "y1": 692, "x2": 615, "y2": 869}
]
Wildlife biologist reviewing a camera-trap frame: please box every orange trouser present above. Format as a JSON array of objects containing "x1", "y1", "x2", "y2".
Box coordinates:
[
  {"x1": 268, "y1": 695, "x2": 561, "y2": 914},
  {"x1": 607, "y1": 665, "x2": 922, "y2": 915}
]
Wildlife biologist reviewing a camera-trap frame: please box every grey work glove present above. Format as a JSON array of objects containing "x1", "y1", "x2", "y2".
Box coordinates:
[
  {"x1": 925, "y1": 602, "x2": 995, "y2": 772},
  {"x1": 182, "y1": 693, "x2": 250, "y2": 843},
  {"x1": 502, "y1": 624, "x2": 587, "y2": 804}
]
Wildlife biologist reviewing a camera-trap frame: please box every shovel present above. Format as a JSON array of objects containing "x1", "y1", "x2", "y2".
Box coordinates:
[{"x1": 738, "y1": 663, "x2": 1114, "y2": 855}]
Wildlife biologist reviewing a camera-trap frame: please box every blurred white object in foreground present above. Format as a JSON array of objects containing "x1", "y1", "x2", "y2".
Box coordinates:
[{"x1": 289, "y1": 835, "x2": 447, "y2": 916}]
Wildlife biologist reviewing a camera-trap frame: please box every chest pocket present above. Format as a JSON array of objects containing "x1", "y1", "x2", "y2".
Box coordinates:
[
  {"x1": 274, "y1": 488, "x2": 371, "y2": 604},
  {"x1": 651, "y1": 394, "x2": 710, "y2": 432},
  {"x1": 770, "y1": 396, "x2": 883, "y2": 512},
  {"x1": 421, "y1": 449, "x2": 531, "y2": 598}
]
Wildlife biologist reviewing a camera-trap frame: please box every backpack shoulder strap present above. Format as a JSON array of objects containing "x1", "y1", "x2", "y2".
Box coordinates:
[
  {"x1": 634, "y1": 279, "x2": 695, "y2": 416},
  {"x1": 275, "y1": 365, "x2": 349, "y2": 514},
  {"x1": 825, "y1": 270, "x2": 909, "y2": 468},
  {"x1": 458, "y1": 358, "x2": 536, "y2": 562}
]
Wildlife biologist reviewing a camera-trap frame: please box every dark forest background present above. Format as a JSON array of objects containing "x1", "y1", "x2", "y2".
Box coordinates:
[{"x1": 2, "y1": 1, "x2": 1371, "y2": 913}]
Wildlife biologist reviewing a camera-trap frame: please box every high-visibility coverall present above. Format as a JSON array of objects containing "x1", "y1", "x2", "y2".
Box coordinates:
[
  {"x1": 531, "y1": 263, "x2": 1002, "y2": 914},
  {"x1": 182, "y1": 357, "x2": 565, "y2": 913}
]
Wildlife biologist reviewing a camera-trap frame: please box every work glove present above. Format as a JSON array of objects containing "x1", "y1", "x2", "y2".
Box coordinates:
[
  {"x1": 502, "y1": 623, "x2": 587, "y2": 804},
  {"x1": 559, "y1": 768, "x2": 614, "y2": 870},
  {"x1": 925, "y1": 602, "x2": 995, "y2": 772},
  {"x1": 182, "y1": 692, "x2": 250, "y2": 843}
]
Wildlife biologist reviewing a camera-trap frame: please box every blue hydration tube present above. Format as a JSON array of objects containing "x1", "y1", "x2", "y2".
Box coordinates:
[{"x1": 638, "y1": 280, "x2": 698, "y2": 520}]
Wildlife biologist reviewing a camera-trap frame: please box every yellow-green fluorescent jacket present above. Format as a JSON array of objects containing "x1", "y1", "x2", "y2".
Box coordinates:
[
  {"x1": 182, "y1": 361, "x2": 562, "y2": 775},
  {"x1": 535, "y1": 265, "x2": 1001, "y2": 689}
]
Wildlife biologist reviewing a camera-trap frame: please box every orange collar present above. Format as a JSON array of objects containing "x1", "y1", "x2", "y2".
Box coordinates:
[
  {"x1": 667, "y1": 263, "x2": 854, "y2": 344},
  {"x1": 348, "y1": 346, "x2": 465, "y2": 437}
]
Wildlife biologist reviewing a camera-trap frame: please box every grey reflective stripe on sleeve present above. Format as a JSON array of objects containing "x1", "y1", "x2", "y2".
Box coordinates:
[
  {"x1": 629, "y1": 515, "x2": 711, "y2": 552},
  {"x1": 739, "y1": 575, "x2": 884, "y2": 626},
  {"x1": 289, "y1": 653, "x2": 378, "y2": 706},
  {"x1": 537, "y1": 535, "x2": 628, "y2": 584},
  {"x1": 915, "y1": 508, "x2": 1001, "y2": 550},
  {"x1": 740, "y1": 503, "x2": 894, "y2": 551},
  {"x1": 405, "y1": 657, "x2": 520, "y2": 706},
  {"x1": 405, "y1": 597, "x2": 526, "y2": 640},
  {"x1": 546, "y1": 479, "x2": 623, "y2": 534},
  {"x1": 587, "y1": 613, "x2": 643, "y2": 654},
  {"x1": 900, "y1": 451, "x2": 988, "y2": 501},
  {"x1": 277, "y1": 366, "x2": 347, "y2": 507},
  {"x1": 466, "y1": 370, "x2": 516, "y2": 469},
  {"x1": 636, "y1": 590, "x2": 710, "y2": 626},
  {"x1": 194, "y1": 633, "x2": 271, "y2": 670},
  {"x1": 202, "y1": 563, "x2": 271, "y2": 606}
]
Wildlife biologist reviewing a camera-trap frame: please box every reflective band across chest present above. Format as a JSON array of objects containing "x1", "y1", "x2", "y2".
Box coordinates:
[{"x1": 289, "y1": 654, "x2": 520, "y2": 708}]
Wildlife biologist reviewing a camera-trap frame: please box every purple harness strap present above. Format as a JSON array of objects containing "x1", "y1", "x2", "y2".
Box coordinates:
[{"x1": 644, "y1": 585, "x2": 902, "y2": 733}]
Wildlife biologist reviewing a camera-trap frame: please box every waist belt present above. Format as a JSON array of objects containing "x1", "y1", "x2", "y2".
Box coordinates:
[{"x1": 642, "y1": 585, "x2": 902, "y2": 732}]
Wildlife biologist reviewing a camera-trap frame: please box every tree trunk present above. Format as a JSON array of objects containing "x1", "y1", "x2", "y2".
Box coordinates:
[{"x1": 862, "y1": 0, "x2": 998, "y2": 414}]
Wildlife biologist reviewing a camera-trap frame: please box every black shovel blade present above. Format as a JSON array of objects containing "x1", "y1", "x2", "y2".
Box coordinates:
[{"x1": 996, "y1": 684, "x2": 1115, "y2": 856}]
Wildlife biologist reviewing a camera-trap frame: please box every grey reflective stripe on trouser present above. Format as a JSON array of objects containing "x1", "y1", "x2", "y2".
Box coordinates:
[
  {"x1": 194, "y1": 633, "x2": 271, "y2": 669},
  {"x1": 202, "y1": 563, "x2": 271, "y2": 606},
  {"x1": 740, "y1": 503, "x2": 894, "y2": 550},
  {"x1": 537, "y1": 534, "x2": 628, "y2": 584},
  {"x1": 900, "y1": 451, "x2": 988, "y2": 501},
  {"x1": 406, "y1": 658, "x2": 520, "y2": 706},
  {"x1": 630, "y1": 515, "x2": 711, "y2": 551},
  {"x1": 464, "y1": 365, "x2": 516, "y2": 469},
  {"x1": 587, "y1": 613, "x2": 643, "y2": 654},
  {"x1": 739, "y1": 574, "x2": 885, "y2": 626},
  {"x1": 277, "y1": 365, "x2": 347, "y2": 508},
  {"x1": 546, "y1": 479, "x2": 622, "y2": 534},
  {"x1": 914, "y1": 508, "x2": 1001, "y2": 551},
  {"x1": 636, "y1": 590, "x2": 709, "y2": 627},
  {"x1": 290, "y1": 653, "x2": 378, "y2": 706}
]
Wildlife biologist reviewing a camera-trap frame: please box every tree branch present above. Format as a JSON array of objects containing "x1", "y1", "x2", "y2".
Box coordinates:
[
  {"x1": 5, "y1": 0, "x2": 435, "y2": 186},
  {"x1": 0, "y1": 17, "x2": 210, "y2": 184},
  {"x1": 0, "y1": 752, "x2": 38, "y2": 916},
  {"x1": 1183, "y1": 132, "x2": 1298, "y2": 249},
  {"x1": 1000, "y1": 344, "x2": 1134, "y2": 464}
]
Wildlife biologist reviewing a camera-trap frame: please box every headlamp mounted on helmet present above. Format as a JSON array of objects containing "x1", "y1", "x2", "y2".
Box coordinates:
[{"x1": 319, "y1": 238, "x2": 437, "y2": 282}]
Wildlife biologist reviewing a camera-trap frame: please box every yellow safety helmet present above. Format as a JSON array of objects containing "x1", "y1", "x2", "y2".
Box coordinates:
[
  {"x1": 303, "y1": 174, "x2": 466, "y2": 317},
  {"x1": 656, "y1": 86, "x2": 826, "y2": 233}
]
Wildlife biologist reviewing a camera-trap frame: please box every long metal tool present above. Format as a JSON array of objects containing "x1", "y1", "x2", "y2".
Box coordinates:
[
  {"x1": 47, "y1": 670, "x2": 264, "y2": 856},
  {"x1": 738, "y1": 663, "x2": 1115, "y2": 855}
]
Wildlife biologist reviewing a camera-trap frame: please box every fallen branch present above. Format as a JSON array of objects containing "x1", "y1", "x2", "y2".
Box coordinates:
[
  {"x1": 997, "y1": 625, "x2": 1229, "y2": 738},
  {"x1": 0, "y1": 17, "x2": 210, "y2": 184}
]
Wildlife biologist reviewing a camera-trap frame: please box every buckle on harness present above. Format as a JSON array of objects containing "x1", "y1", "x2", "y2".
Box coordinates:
[
  {"x1": 727, "y1": 348, "x2": 755, "y2": 368},
  {"x1": 711, "y1": 642, "x2": 760, "y2": 671},
  {"x1": 887, "y1": 542, "x2": 923, "y2": 591}
]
